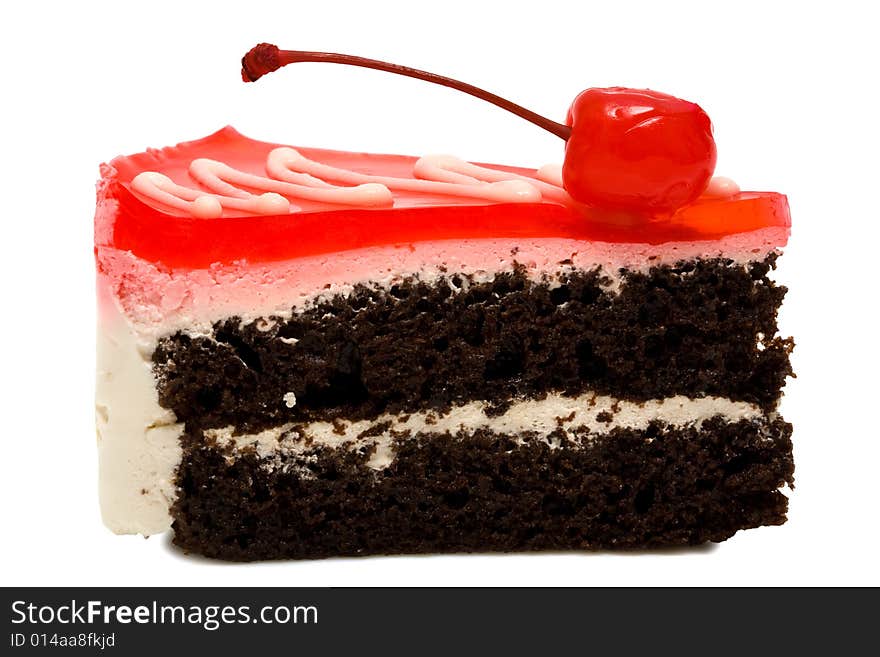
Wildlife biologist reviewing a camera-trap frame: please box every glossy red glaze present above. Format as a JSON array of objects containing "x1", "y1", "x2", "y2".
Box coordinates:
[
  {"x1": 563, "y1": 88, "x2": 717, "y2": 214},
  {"x1": 97, "y1": 127, "x2": 788, "y2": 270}
]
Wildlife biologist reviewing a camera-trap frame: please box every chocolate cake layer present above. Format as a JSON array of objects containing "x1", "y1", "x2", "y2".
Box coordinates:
[
  {"x1": 171, "y1": 416, "x2": 794, "y2": 561},
  {"x1": 153, "y1": 255, "x2": 792, "y2": 432}
]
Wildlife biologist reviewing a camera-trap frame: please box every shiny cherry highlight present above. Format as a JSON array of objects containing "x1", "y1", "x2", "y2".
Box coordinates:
[{"x1": 563, "y1": 87, "x2": 716, "y2": 214}]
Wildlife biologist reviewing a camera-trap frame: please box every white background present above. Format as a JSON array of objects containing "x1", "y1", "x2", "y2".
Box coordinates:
[{"x1": 1, "y1": 0, "x2": 878, "y2": 586}]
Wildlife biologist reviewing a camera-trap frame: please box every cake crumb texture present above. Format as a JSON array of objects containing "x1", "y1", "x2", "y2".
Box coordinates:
[
  {"x1": 154, "y1": 255, "x2": 792, "y2": 433},
  {"x1": 171, "y1": 417, "x2": 794, "y2": 561}
]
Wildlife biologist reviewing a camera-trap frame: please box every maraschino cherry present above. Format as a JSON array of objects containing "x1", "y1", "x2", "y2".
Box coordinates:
[{"x1": 241, "y1": 43, "x2": 717, "y2": 216}]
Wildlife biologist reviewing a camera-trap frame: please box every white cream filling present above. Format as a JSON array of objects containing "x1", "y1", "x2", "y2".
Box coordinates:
[
  {"x1": 208, "y1": 392, "x2": 765, "y2": 472},
  {"x1": 96, "y1": 277, "x2": 183, "y2": 536}
]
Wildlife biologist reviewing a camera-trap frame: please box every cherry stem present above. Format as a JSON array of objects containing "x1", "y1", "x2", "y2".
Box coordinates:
[{"x1": 242, "y1": 43, "x2": 572, "y2": 141}]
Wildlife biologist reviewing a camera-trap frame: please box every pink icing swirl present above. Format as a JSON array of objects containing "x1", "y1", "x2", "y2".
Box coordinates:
[{"x1": 131, "y1": 148, "x2": 572, "y2": 218}]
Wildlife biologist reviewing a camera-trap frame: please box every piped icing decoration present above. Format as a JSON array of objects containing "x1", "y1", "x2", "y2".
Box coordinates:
[
  {"x1": 190, "y1": 155, "x2": 392, "y2": 211},
  {"x1": 131, "y1": 148, "x2": 566, "y2": 218},
  {"x1": 702, "y1": 176, "x2": 741, "y2": 199},
  {"x1": 268, "y1": 148, "x2": 549, "y2": 203},
  {"x1": 242, "y1": 43, "x2": 718, "y2": 218},
  {"x1": 131, "y1": 171, "x2": 290, "y2": 219},
  {"x1": 131, "y1": 172, "x2": 223, "y2": 219}
]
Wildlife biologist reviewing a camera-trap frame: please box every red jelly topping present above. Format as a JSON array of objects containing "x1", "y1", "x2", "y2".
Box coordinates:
[{"x1": 97, "y1": 127, "x2": 790, "y2": 270}]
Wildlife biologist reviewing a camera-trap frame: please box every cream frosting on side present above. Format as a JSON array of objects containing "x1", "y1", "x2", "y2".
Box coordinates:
[
  {"x1": 96, "y1": 275, "x2": 183, "y2": 535},
  {"x1": 208, "y1": 392, "x2": 766, "y2": 472},
  {"x1": 96, "y1": 227, "x2": 787, "y2": 339}
]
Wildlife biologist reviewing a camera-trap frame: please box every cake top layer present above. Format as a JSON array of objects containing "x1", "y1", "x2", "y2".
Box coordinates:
[{"x1": 97, "y1": 127, "x2": 790, "y2": 269}]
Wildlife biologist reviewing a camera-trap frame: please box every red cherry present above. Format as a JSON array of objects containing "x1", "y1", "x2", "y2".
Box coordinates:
[
  {"x1": 242, "y1": 46, "x2": 717, "y2": 216},
  {"x1": 563, "y1": 88, "x2": 717, "y2": 214}
]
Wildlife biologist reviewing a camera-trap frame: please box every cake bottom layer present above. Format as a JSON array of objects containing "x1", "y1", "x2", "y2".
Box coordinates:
[{"x1": 171, "y1": 416, "x2": 794, "y2": 561}]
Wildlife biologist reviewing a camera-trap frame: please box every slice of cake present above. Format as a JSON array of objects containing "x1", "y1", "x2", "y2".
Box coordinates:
[{"x1": 95, "y1": 45, "x2": 793, "y2": 560}]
